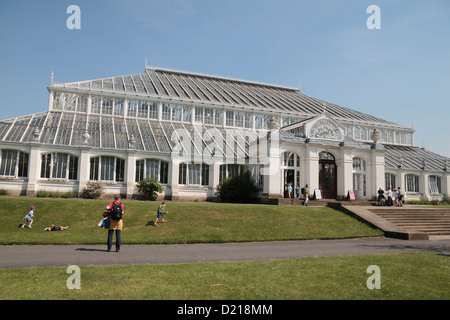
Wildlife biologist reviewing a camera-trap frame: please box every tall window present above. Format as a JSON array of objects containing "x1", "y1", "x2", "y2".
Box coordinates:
[
  {"x1": 385, "y1": 173, "x2": 396, "y2": 191},
  {"x1": 40, "y1": 153, "x2": 78, "y2": 180},
  {"x1": 429, "y1": 175, "x2": 441, "y2": 194},
  {"x1": 89, "y1": 156, "x2": 124, "y2": 182},
  {"x1": 0, "y1": 150, "x2": 29, "y2": 178},
  {"x1": 219, "y1": 164, "x2": 246, "y2": 182},
  {"x1": 179, "y1": 163, "x2": 209, "y2": 186},
  {"x1": 135, "y1": 159, "x2": 169, "y2": 184},
  {"x1": 405, "y1": 174, "x2": 419, "y2": 193}
]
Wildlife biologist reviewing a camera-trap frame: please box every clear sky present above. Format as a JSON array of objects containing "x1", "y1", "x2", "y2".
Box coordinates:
[{"x1": 0, "y1": 0, "x2": 449, "y2": 157}]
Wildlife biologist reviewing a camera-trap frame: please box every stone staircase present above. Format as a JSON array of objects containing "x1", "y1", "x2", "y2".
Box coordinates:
[
  {"x1": 368, "y1": 207, "x2": 450, "y2": 238},
  {"x1": 277, "y1": 198, "x2": 377, "y2": 207}
]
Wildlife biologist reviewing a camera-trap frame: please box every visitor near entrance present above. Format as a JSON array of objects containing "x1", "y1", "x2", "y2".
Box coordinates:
[{"x1": 302, "y1": 184, "x2": 309, "y2": 206}]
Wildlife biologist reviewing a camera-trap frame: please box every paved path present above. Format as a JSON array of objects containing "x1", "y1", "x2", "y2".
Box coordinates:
[{"x1": 1, "y1": 237, "x2": 450, "y2": 269}]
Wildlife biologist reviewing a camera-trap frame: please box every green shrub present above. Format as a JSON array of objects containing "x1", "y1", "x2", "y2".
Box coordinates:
[
  {"x1": 80, "y1": 181, "x2": 104, "y2": 199},
  {"x1": 36, "y1": 190, "x2": 77, "y2": 198},
  {"x1": 137, "y1": 177, "x2": 163, "y2": 200},
  {"x1": 218, "y1": 171, "x2": 258, "y2": 203},
  {"x1": 0, "y1": 189, "x2": 8, "y2": 196}
]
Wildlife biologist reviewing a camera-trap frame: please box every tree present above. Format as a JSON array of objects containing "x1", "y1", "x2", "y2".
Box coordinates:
[
  {"x1": 218, "y1": 171, "x2": 258, "y2": 203},
  {"x1": 137, "y1": 177, "x2": 163, "y2": 200}
]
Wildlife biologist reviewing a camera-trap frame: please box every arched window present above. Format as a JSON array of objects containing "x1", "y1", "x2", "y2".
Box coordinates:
[
  {"x1": 0, "y1": 150, "x2": 29, "y2": 178},
  {"x1": 41, "y1": 153, "x2": 78, "y2": 180},
  {"x1": 179, "y1": 163, "x2": 209, "y2": 186},
  {"x1": 89, "y1": 156, "x2": 124, "y2": 182},
  {"x1": 135, "y1": 159, "x2": 169, "y2": 184}
]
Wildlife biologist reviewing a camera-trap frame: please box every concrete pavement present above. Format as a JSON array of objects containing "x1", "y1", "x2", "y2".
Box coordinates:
[{"x1": 1, "y1": 237, "x2": 450, "y2": 269}]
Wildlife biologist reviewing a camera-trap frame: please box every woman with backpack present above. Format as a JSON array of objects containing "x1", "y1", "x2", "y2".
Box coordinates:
[{"x1": 106, "y1": 195, "x2": 124, "y2": 252}]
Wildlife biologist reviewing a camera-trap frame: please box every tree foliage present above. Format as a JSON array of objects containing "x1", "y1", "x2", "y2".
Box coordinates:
[
  {"x1": 137, "y1": 177, "x2": 163, "y2": 200},
  {"x1": 218, "y1": 171, "x2": 258, "y2": 203}
]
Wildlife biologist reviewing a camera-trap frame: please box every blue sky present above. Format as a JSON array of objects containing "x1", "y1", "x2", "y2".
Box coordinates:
[{"x1": 0, "y1": 0, "x2": 449, "y2": 157}]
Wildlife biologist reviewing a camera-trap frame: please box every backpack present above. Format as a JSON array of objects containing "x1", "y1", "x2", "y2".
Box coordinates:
[
  {"x1": 110, "y1": 202, "x2": 123, "y2": 220},
  {"x1": 301, "y1": 187, "x2": 305, "y2": 194}
]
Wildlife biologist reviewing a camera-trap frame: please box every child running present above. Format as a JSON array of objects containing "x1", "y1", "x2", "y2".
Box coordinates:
[
  {"x1": 21, "y1": 206, "x2": 36, "y2": 229},
  {"x1": 154, "y1": 201, "x2": 168, "y2": 226}
]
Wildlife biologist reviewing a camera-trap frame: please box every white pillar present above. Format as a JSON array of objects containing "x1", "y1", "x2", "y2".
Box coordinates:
[
  {"x1": 337, "y1": 149, "x2": 353, "y2": 200},
  {"x1": 78, "y1": 148, "x2": 90, "y2": 195},
  {"x1": 126, "y1": 151, "x2": 136, "y2": 199},
  {"x1": 169, "y1": 158, "x2": 180, "y2": 200},
  {"x1": 26, "y1": 145, "x2": 40, "y2": 196}
]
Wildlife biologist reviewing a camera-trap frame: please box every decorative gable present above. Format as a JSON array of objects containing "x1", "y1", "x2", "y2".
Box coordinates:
[{"x1": 283, "y1": 113, "x2": 344, "y2": 141}]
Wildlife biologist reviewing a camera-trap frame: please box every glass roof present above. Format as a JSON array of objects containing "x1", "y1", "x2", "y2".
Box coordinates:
[
  {"x1": 0, "y1": 111, "x2": 261, "y2": 159},
  {"x1": 54, "y1": 67, "x2": 400, "y2": 127}
]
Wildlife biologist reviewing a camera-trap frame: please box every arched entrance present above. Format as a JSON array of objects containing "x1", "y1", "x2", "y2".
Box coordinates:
[
  {"x1": 281, "y1": 152, "x2": 300, "y2": 198},
  {"x1": 319, "y1": 151, "x2": 337, "y2": 199}
]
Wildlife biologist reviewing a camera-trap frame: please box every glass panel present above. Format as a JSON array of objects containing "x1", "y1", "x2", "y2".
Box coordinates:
[
  {"x1": 41, "y1": 154, "x2": 51, "y2": 178},
  {"x1": 52, "y1": 153, "x2": 68, "y2": 179},
  {"x1": 64, "y1": 93, "x2": 77, "y2": 111},
  {"x1": 188, "y1": 163, "x2": 201, "y2": 185},
  {"x1": 89, "y1": 157, "x2": 99, "y2": 180},
  {"x1": 18, "y1": 152, "x2": 29, "y2": 177},
  {"x1": 100, "y1": 156, "x2": 115, "y2": 181},
  {"x1": 179, "y1": 163, "x2": 187, "y2": 184},
  {"x1": 68, "y1": 155, "x2": 78, "y2": 180},
  {"x1": 138, "y1": 101, "x2": 149, "y2": 118},
  {"x1": 114, "y1": 99, "x2": 124, "y2": 116},
  {"x1": 100, "y1": 116, "x2": 115, "y2": 149},
  {"x1": 202, "y1": 164, "x2": 209, "y2": 185},
  {"x1": 114, "y1": 117, "x2": 128, "y2": 150},
  {"x1": 135, "y1": 159, "x2": 145, "y2": 182},
  {"x1": 319, "y1": 152, "x2": 335, "y2": 161},
  {"x1": 116, "y1": 158, "x2": 125, "y2": 182},
  {"x1": 78, "y1": 95, "x2": 88, "y2": 113},
  {"x1": 160, "y1": 161, "x2": 169, "y2": 184},
  {"x1": 5, "y1": 115, "x2": 32, "y2": 142},
  {"x1": 0, "y1": 150, "x2": 17, "y2": 176},
  {"x1": 55, "y1": 113, "x2": 74, "y2": 145},
  {"x1": 128, "y1": 100, "x2": 138, "y2": 117},
  {"x1": 145, "y1": 159, "x2": 160, "y2": 180},
  {"x1": 91, "y1": 96, "x2": 101, "y2": 114}
]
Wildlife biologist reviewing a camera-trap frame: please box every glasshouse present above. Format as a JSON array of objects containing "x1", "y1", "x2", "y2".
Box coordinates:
[{"x1": 0, "y1": 66, "x2": 448, "y2": 201}]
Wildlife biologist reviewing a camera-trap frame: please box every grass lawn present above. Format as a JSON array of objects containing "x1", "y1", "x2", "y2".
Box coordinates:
[
  {"x1": 0, "y1": 197, "x2": 383, "y2": 245},
  {"x1": 0, "y1": 252, "x2": 448, "y2": 300}
]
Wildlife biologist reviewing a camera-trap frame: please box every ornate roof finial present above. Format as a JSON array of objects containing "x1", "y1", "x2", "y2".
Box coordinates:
[
  {"x1": 145, "y1": 58, "x2": 148, "y2": 68},
  {"x1": 50, "y1": 71, "x2": 54, "y2": 85}
]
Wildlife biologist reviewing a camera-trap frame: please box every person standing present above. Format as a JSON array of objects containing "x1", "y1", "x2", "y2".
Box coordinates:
[
  {"x1": 295, "y1": 184, "x2": 300, "y2": 199},
  {"x1": 303, "y1": 183, "x2": 309, "y2": 206},
  {"x1": 397, "y1": 187, "x2": 403, "y2": 207},
  {"x1": 386, "y1": 187, "x2": 393, "y2": 206},
  {"x1": 106, "y1": 196, "x2": 124, "y2": 252}
]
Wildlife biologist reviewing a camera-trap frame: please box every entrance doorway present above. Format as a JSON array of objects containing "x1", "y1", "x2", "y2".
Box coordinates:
[
  {"x1": 352, "y1": 157, "x2": 367, "y2": 199},
  {"x1": 282, "y1": 152, "x2": 300, "y2": 198},
  {"x1": 319, "y1": 152, "x2": 337, "y2": 199}
]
